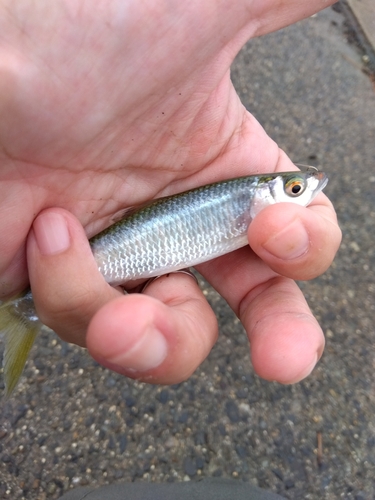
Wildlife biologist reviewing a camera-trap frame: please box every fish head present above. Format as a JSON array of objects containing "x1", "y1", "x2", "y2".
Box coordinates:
[{"x1": 250, "y1": 169, "x2": 328, "y2": 219}]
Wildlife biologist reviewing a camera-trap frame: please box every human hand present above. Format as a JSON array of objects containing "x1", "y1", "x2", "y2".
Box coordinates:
[{"x1": 1, "y1": 0, "x2": 341, "y2": 384}]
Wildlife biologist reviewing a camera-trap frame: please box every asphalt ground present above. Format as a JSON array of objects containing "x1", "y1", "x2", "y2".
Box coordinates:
[{"x1": 1, "y1": 4, "x2": 375, "y2": 500}]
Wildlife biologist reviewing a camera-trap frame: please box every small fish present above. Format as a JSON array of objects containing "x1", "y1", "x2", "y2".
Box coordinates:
[{"x1": 0, "y1": 168, "x2": 327, "y2": 396}]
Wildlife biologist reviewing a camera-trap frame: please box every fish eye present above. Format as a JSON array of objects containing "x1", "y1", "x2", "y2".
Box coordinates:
[{"x1": 284, "y1": 176, "x2": 306, "y2": 197}]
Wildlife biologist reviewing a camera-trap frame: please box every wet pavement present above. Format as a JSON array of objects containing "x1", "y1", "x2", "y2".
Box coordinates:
[{"x1": 1, "y1": 4, "x2": 375, "y2": 500}]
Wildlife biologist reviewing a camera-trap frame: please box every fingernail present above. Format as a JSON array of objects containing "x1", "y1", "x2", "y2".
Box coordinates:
[
  {"x1": 262, "y1": 219, "x2": 309, "y2": 260},
  {"x1": 33, "y1": 212, "x2": 70, "y2": 255},
  {"x1": 106, "y1": 326, "x2": 168, "y2": 372}
]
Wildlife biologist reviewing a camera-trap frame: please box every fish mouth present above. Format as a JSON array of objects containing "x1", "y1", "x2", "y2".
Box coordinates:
[{"x1": 296, "y1": 164, "x2": 329, "y2": 191}]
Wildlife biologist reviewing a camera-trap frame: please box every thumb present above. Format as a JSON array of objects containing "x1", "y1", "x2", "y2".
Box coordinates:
[{"x1": 27, "y1": 208, "x2": 120, "y2": 346}]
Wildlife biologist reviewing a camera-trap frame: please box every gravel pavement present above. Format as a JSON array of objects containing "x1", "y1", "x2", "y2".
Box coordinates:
[{"x1": 1, "y1": 4, "x2": 375, "y2": 500}]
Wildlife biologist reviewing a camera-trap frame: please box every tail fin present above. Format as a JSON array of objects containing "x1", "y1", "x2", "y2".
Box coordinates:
[{"x1": 0, "y1": 291, "x2": 42, "y2": 397}]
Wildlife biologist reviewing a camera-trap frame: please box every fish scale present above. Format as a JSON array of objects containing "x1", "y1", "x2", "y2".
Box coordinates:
[{"x1": 91, "y1": 179, "x2": 255, "y2": 284}]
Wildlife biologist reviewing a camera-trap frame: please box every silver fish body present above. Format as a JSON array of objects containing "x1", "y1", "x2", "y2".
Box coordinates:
[
  {"x1": 91, "y1": 170, "x2": 327, "y2": 285},
  {"x1": 0, "y1": 168, "x2": 328, "y2": 396}
]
